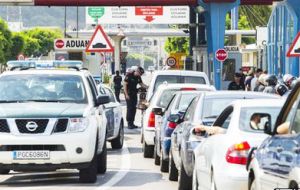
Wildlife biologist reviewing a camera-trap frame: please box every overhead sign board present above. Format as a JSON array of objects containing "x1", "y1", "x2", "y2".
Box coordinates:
[
  {"x1": 287, "y1": 32, "x2": 300, "y2": 57},
  {"x1": 86, "y1": 6, "x2": 189, "y2": 24},
  {"x1": 54, "y1": 39, "x2": 90, "y2": 51},
  {"x1": 85, "y1": 25, "x2": 114, "y2": 53},
  {"x1": 127, "y1": 40, "x2": 152, "y2": 47}
]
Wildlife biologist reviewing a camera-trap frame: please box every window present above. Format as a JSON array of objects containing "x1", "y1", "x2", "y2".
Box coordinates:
[
  {"x1": 153, "y1": 75, "x2": 206, "y2": 92},
  {"x1": 222, "y1": 59, "x2": 236, "y2": 82},
  {"x1": 290, "y1": 97, "x2": 300, "y2": 134},
  {"x1": 0, "y1": 74, "x2": 87, "y2": 103},
  {"x1": 184, "y1": 98, "x2": 198, "y2": 121},
  {"x1": 175, "y1": 94, "x2": 198, "y2": 112},
  {"x1": 104, "y1": 88, "x2": 116, "y2": 103},
  {"x1": 156, "y1": 89, "x2": 178, "y2": 108}
]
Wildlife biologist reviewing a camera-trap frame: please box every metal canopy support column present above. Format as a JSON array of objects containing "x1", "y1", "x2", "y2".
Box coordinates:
[
  {"x1": 199, "y1": 0, "x2": 240, "y2": 90},
  {"x1": 111, "y1": 35, "x2": 125, "y2": 73},
  {"x1": 286, "y1": 0, "x2": 300, "y2": 76}
]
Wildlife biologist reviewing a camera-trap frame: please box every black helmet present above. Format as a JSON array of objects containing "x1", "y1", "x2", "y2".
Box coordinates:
[
  {"x1": 265, "y1": 75, "x2": 278, "y2": 86},
  {"x1": 137, "y1": 66, "x2": 145, "y2": 75},
  {"x1": 275, "y1": 84, "x2": 288, "y2": 96}
]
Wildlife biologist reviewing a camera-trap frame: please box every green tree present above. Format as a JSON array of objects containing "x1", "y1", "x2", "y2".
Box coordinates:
[
  {"x1": 0, "y1": 18, "x2": 12, "y2": 64},
  {"x1": 21, "y1": 28, "x2": 62, "y2": 56},
  {"x1": 10, "y1": 33, "x2": 25, "y2": 60},
  {"x1": 164, "y1": 37, "x2": 189, "y2": 55},
  {"x1": 240, "y1": 5, "x2": 272, "y2": 29},
  {"x1": 21, "y1": 35, "x2": 40, "y2": 57}
]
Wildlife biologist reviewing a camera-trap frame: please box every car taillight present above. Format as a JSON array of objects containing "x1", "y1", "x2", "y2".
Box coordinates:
[
  {"x1": 148, "y1": 112, "x2": 155, "y2": 127},
  {"x1": 180, "y1": 88, "x2": 196, "y2": 91},
  {"x1": 226, "y1": 141, "x2": 250, "y2": 165},
  {"x1": 168, "y1": 121, "x2": 177, "y2": 129}
]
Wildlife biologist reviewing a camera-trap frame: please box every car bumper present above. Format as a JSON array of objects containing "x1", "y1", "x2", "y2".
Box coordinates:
[
  {"x1": 0, "y1": 132, "x2": 96, "y2": 166},
  {"x1": 144, "y1": 128, "x2": 155, "y2": 145},
  {"x1": 215, "y1": 167, "x2": 248, "y2": 190}
]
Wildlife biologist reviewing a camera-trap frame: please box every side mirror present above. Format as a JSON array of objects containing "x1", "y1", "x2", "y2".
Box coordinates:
[
  {"x1": 96, "y1": 95, "x2": 110, "y2": 106},
  {"x1": 168, "y1": 114, "x2": 180, "y2": 123},
  {"x1": 152, "y1": 107, "x2": 164, "y2": 116}
]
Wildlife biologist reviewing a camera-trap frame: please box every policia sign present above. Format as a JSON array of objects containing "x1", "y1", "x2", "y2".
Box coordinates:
[{"x1": 54, "y1": 39, "x2": 90, "y2": 51}]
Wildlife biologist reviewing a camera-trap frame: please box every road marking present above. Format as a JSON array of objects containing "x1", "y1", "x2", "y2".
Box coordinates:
[
  {"x1": 97, "y1": 142, "x2": 131, "y2": 190},
  {"x1": 1, "y1": 142, "x2": 131, "y2": 190}
]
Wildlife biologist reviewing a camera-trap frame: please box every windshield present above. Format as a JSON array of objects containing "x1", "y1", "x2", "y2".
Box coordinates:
[
  {"x1": 176, "y1": 94, "x2": 198, "y2": 111},
  {"x1": 202, "y1": 98, "x2": 238, "y2": 119},
  {"x1": 0, "y1": 74, "x2": 87, "y2": 103},
  {"x1": 156, "y1": 89, "x2": 178, "y2": 108},
  {"x1": 239, "y1": 107, "x2": 281, "y2": 133},
  {"x1": 153, "y1": 75, "x2": 206, "y2": 93}
]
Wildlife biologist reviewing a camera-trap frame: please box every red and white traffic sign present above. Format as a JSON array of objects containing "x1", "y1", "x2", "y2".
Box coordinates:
[
  {"x1": 135, "y1": 6, "x2": 163, "y2": 22},
  {"x1": 85, "y1": 25, "x2": 114, "y2": 53},
  {"x1": 166, "y1": 57, "x2": 176, "y2": 67},
  {"x1": 287, "y1": 32, "x2": 300, "y2": 57},
  {"x1": 215, "y1": 49, "x2": 228, "y2": 62}
]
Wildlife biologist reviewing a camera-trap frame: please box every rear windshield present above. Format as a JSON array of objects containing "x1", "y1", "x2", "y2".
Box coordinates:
[
  {"x1": 202, "y1": 98, "x2": 238, "y2": 119},
  {"x1": 239, "y1": 107, "x2": 281, "y2": 133},
  {"x1": 154, "y1": 75, "x2": 206, "y2": 93},
  {"x1": 156, "y1": 89, "x2": 179, "y2": 108},
  {"x1": 176, "y1": 94, "x2": 198, "y2": 111}
]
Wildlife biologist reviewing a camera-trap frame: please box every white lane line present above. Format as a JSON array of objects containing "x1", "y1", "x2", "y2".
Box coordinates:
[{"x1": 97, "y1": 142, "x2": 131, "y2": 190}]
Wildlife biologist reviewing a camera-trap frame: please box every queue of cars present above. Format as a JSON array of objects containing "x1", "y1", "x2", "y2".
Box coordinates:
[
  {"x1": 0, "y1": 60, "x2": 124, "y2": 183},
  {"x1": 142, "y1": 69, "x2": 300, "y2": 190}
]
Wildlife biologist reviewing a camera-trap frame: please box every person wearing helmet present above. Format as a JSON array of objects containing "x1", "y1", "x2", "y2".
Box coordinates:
[
  {"x1": 263, "y1": 75, "x2": 277, "y2": 94},
  {"x1": 124, "y1": 66, "x2": 148, "y2": 129},
  {"x1": 250, "y1": 68, "x2": 263, "y2": 91},
  {"x1": 290, "y1": 78, "x2": 298, "y2": 90},
  {"x1": 283, "y1": 74, "x2": 296, "y2": 89},
  {"x1": 275, "y1": 83, "x2": 289, "y2": 97},
  {"x1": 254, "y1": 73, "x2": 267, "y2": 92}
]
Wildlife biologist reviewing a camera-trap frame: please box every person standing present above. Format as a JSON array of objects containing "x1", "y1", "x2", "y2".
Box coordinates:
[
  {"x1": 251, "y1": 69, "x2": 263, "y2": 91},
  {"x1": 228, "y1": 73, "x2": 245, "y2": 91},
  {"x1": 124, "y1": 67, "x2": 148, "y2": 129},
  {"x1": 113, "y1": 71, "x2": 122, "y2": 102}
]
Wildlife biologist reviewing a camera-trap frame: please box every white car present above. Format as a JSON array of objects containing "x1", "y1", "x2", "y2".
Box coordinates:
[
  {"x1": 0, "y1": 61, "x2": 109, "y2": 183},
  {"x1": 146, "y1": 70, "x2": 211, "y2": 102},
  {"x1": 142, "y1": 83, "x2": 215, "y2": 158},
  {"x1": 98, "y1": 85, "x2": 124, "y2": 149},
  {"x1": 193, "y1": 99, "x2": 284, "y2": 190}
]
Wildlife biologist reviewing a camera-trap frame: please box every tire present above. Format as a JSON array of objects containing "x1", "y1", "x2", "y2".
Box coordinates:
[
  {"x1": 169, "y1": 152, "x2": 178, "y2": 181},
  {"x1": 111, "y1": 121, "x2": 124, "y2": 149},
  {"x1": 97, "y1": 140, "x2": 107, "y2": 174},
  {"x1": 160, "y1": 151, "x2": 169, "y2": 172},
  {"x1": 154, "y1": 143, "x2": 161, "y2": 165},
  {"x1": 178, "y1": 163, "x2": 192, "y2": 190},
  {"x1": 0, "y1": 169, "x2": 10, "y2": 175},
  {"x1": 143, "y1": 141, "x2": 154, "y2": 158},
  {"x1": 79, "y1": 154, "x2": 98, "y2": 183}
]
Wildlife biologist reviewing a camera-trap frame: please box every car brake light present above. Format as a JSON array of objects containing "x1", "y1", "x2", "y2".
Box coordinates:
[
  {"x1": 148, "y1": 112, "x2": 155, "y2": 127},
  {"x1": 168, "y1": 121, "x2": 177, "y2": 129},
  {"x1": 226, "y1": 141, "x2": 250, "y2": 165},
  {"x1": 180, "y1": 88, "x2": 196, "y2": 91}
]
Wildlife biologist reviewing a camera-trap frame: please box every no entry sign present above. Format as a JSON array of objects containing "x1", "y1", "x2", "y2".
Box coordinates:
[{"x1": 215, "y1": 49, "x2": 228, "y2": 62}]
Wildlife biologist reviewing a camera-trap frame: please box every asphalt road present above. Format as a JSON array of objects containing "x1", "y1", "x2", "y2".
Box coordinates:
[{"x1": 0, "y1": 104, "x2": 177, "y2": 190}]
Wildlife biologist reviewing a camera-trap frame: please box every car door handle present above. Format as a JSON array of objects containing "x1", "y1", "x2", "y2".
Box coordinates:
[{"x1": 276, "y1": 147, "x2": 283, "y2": 153}]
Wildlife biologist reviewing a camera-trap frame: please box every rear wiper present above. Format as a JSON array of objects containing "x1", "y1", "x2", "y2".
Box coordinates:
[
  {"x1": 204, "y1": 115, "x2": 219, "y2": 119},
  {"x1": 0, "y1": 100, "x2": 19, "y2": 103}
]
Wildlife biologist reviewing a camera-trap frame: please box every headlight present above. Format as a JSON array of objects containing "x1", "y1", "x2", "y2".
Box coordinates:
[{"x1": 68, "y1": 118, "x2": 89, "y2": 133}]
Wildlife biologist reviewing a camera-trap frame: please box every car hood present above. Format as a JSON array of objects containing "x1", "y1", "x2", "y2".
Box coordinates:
[{"x1": 0, "y1": 103, "x2": 87, "y2": 118}]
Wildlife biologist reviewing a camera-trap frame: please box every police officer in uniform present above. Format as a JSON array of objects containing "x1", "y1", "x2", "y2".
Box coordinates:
[
  {"x1": 113, "y1": 71, "x2": 122, "y2": 102},
  {"x1": 228, "y1": 73, "x2": 245, "y2": 91},
  {"x1": 124, "y1": 67, "x2": 148, "y2": 129}
]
